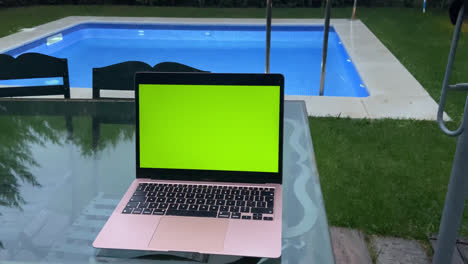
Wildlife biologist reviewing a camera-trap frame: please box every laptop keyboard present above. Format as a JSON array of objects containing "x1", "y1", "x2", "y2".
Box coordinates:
[{"x1": 122, "y1": 183, "x2": 275, "y2": 221}]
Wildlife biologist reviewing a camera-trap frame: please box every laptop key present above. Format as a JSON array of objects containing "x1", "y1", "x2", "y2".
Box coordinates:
[
  {"x1": 231, "y1": 212, "x2": 241, "y2": 219},
  {"x1": 167, "y1": 193, "x2": 176, "y2": 198},
  {"x1": 187, "y1": 199, "x2": 195, "y2": 204},
  {"x1": 122, "y1": 208, "x2": 133, "y2": 214},
  {"x1": 157, "y1": 198, "x2": 166, "y2": 203},
  {"x1": 130, "y1": 196, "x2": 146, "y2": 202},
  {"x1": 261, "y1": 191, "x2": 274, "y2": 197},
  {"x1": 241, "y1": 215, "x2": 251, "y2": 220},
  {"x1": 253, "y1": 214, "x2": 262, "y2": 220},
  {"x1": 176, "y1": 193, "x2": 185, "y2": 198},
  {"x1": 226, "y1": 200, "x2": 235, "y2": 206},
  {"x1": 126, "y1": 201, "x2": 139, "y2": 208},
  {"x1": 176, "y1": 198, "x2": 186, "y2": 204},
  {"x1": 199, "y1": 205, "x2": 208, "y2": 211},
  {"x1": 240, "y1": 207, "x2": 250, "y2": 213},
  {"x1": 137, "y1": 202, "x2": 149, "y2": 209},
  {"x1": 196, "y1": 199, "x2": 205, "y2": 205},
  {"x1": 267, "y1": 201, "x2": 274, "y2": 208},
  {"x1": 159, "y1": 203, "x2": 168, "y2": 209},
  {"x1": 143, "y1": 208, "x2": 153, "y2": 215},
  {"x1": 153, "y1": 209, "x2": 166, "y2": 215},
  {"x1": 133, "y1": 191, "x2": 146, "y2": 196},
  {"x1": 169, "y1": 204, "x2": 178, "y2": 209},
  {"x1": 265, "y1": 196, "x2": 274, "y2": 202},
  {"x1": 167, "y1": 198, "x2": 176, "y2": 203},
  {"x1": 251, "y1": 208, "x2": 273, "y2": 214},
  {"x1": 179, "y1": 204, "x2": 188, "y2": 210},
  {"x1": 216, "y1": 200, "x2": 225, "y2": 206},
  {"x1": 235, "y1": 195, "x2": 243, "y2": 200},
  {"x1": 209, "y1": 205, "x2": 219, "y2": 211},
  {"x1": 220, "y1": 206, "x2": 229, "y2": 212},
  {"x1": 132, "y1": 208, "x2": 143, "y2": 214},
  {"x1": 166, "y1": 210, "x2": 217, "y2": 218},
  {"x1": 196, "y1": 193, "x2": 204, "y2": 199},
  {"x1": 230, "y1": 206, "x2": 240, "y2": 213},
  {"x1": 257, "y1": 201, "x2": 266, "y2": 208},
  {"x1": 206, "y1": 194, "x2": 214, "y2": 199},
  {"x1": 236, "y1": 201, "x2": 246, "y2": 207},
  {"x1": 149, "y1": 202, "x2": 158, "y2": 208},
  {"x1": 147, "y1": 197, "x2": 156, "y2": 202},
  {"x1": 225, "y1": 195, "x2": 234, "y2": 200},
  {"x1": 206, "y1": 199, "x2": 215, "y2": 205},
  {"x1": 189, "y1": 205, "x2": 199, "y2": 210},
  {"x1": 246, "y1": 201, "x2": 256, "y2": 207},
  {"x1": 218, "y1": 211, "x2": 230, "y2": 218}
]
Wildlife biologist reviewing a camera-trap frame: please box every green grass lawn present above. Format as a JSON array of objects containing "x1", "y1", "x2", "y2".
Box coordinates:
[
  {"x1": 309, "y1": 117, "x2": 463, "y2": 240},
  {"x1": 1, "y1": 5, "x2": 467, "y2": 240}
]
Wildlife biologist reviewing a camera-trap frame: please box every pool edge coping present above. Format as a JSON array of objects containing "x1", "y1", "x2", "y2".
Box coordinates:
[{"x1": 0, "y1": 16, "x2": 448, "y2": 121}]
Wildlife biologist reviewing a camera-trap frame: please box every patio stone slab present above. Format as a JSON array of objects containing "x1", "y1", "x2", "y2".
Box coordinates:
[
  {"x1": 330, "y1": 227, "x2": 372, "y2": 264},
  {"x1": 363, "y1": 95, "x2": 450, "y2": 121},
  {"x1": 285, "y1": 95, "x2": 368, "y2": 118},
  {"x1": 355, "y1": 62, "x2": 430, "y2": 97},
  {"x1": 371, "y1": 236, "x2": 430, "y2": 264}
]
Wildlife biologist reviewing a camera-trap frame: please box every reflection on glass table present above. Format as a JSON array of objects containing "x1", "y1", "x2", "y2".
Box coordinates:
[{"x1": 0, "y1": 100, "x2": 334, "y2": 263}]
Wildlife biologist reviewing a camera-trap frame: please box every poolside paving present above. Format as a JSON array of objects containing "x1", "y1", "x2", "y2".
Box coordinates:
[
  {"x1": 0, "y1": 16, "x2": 450, "y2": 121},
  {"x1": 330, "y1": 227, "x2": 432, "y2": 264},
  {"x1": 371, "y1": 236, "x2": 430, "y2": 264}
]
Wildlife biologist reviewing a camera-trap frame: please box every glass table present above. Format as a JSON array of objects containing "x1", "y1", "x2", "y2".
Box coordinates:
[{"x1": 0, "y1": 99, "x2": 334, "y2": 264}]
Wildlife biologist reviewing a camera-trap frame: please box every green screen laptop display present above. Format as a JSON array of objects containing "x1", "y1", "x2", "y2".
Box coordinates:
[{"x1": 138, "y1": 84, "x2": 280, "y2": 173}]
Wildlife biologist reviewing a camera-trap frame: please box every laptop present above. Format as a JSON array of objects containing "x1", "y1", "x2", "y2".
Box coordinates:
[{"x1": 93, "y1": 72, "x2": 284, "y2": 258}]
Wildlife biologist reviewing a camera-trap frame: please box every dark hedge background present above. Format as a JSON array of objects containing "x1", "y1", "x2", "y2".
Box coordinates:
[{"x1": 0, "y1": 0, "x2": 452, "y2": 8}]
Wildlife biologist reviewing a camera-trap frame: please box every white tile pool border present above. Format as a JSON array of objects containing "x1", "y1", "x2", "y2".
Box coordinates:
[{"x1": 0, "y1": 16, "x2": 447, "y2": 120}]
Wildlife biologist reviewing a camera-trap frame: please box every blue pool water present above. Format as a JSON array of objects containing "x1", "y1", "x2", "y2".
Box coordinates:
[{"x1": 4, "y1": 23, "x2": 368, "y2": 97}]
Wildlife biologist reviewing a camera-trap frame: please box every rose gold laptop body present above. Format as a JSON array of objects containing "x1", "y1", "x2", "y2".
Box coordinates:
[{"x1": 93, "y1": 73, "x2": 284, "y2": 258}]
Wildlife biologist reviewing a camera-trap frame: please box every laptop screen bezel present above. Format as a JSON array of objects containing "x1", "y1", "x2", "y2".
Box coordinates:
[{"x1": 135, "y1": 72, "x2": 284, "y2": 184}]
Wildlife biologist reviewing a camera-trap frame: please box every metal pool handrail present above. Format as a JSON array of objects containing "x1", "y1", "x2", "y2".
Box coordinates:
[
  {"x1": 319, "y1": 0, "x2": 331, "y2": 96},
  {"x1": 265, "y1": 0, "x2": 272, "y2": 74},
  {"x1": 433, "y1": 4, "x2": 468, "y2": 264},
  {"x1": 437, "y1": 5, "x2": 466, "y2": 137}
]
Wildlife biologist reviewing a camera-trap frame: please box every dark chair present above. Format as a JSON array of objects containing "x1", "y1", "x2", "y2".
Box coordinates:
[
  {"x1": 91, "y1": 61, "x2": 208, "y2": 149},
  {"x1": 92, "y1": 61, "x2": 207, "y2": 99},
  {"x1": 0, "y1": 53, "x2": 70, "y2": 98}
]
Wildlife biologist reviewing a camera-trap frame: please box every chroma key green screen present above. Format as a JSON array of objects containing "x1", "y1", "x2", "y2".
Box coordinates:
[{"x1": 138, "y1": 84, "x2": 280, "y2": 173}]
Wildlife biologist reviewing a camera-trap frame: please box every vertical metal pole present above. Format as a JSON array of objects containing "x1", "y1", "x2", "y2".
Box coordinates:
[
  {"x1": 352, "y1": 0, "x2": 357, "y2": 20},
  {"x1": 319, "y1": 0, "x2": 331, "y2": 96},
  {"x1": 433, "y1": 6, "x2": 467, "y2": 264},
  {"x1": 265, "y1": 0, "x2": 272, "y2": 74}
]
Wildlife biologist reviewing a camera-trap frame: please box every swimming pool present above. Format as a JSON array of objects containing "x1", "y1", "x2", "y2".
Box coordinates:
[{"x1": 4, "y1": 23, "x2": 368, "y2": 97}]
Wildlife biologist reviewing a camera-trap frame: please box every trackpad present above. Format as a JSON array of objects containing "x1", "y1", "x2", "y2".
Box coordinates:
[{"x1": 149, "y1": 217, "x2": 228, "y2": 252}]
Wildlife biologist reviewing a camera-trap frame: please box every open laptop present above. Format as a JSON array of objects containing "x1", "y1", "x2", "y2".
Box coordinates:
[{"x1": 93, "y1": 72, "x2": 284, "y2": 258}]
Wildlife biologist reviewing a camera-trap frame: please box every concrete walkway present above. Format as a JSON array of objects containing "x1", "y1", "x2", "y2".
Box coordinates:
[{"x1": 330, "y1": 227, "x2": 431, "y2": 264}]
